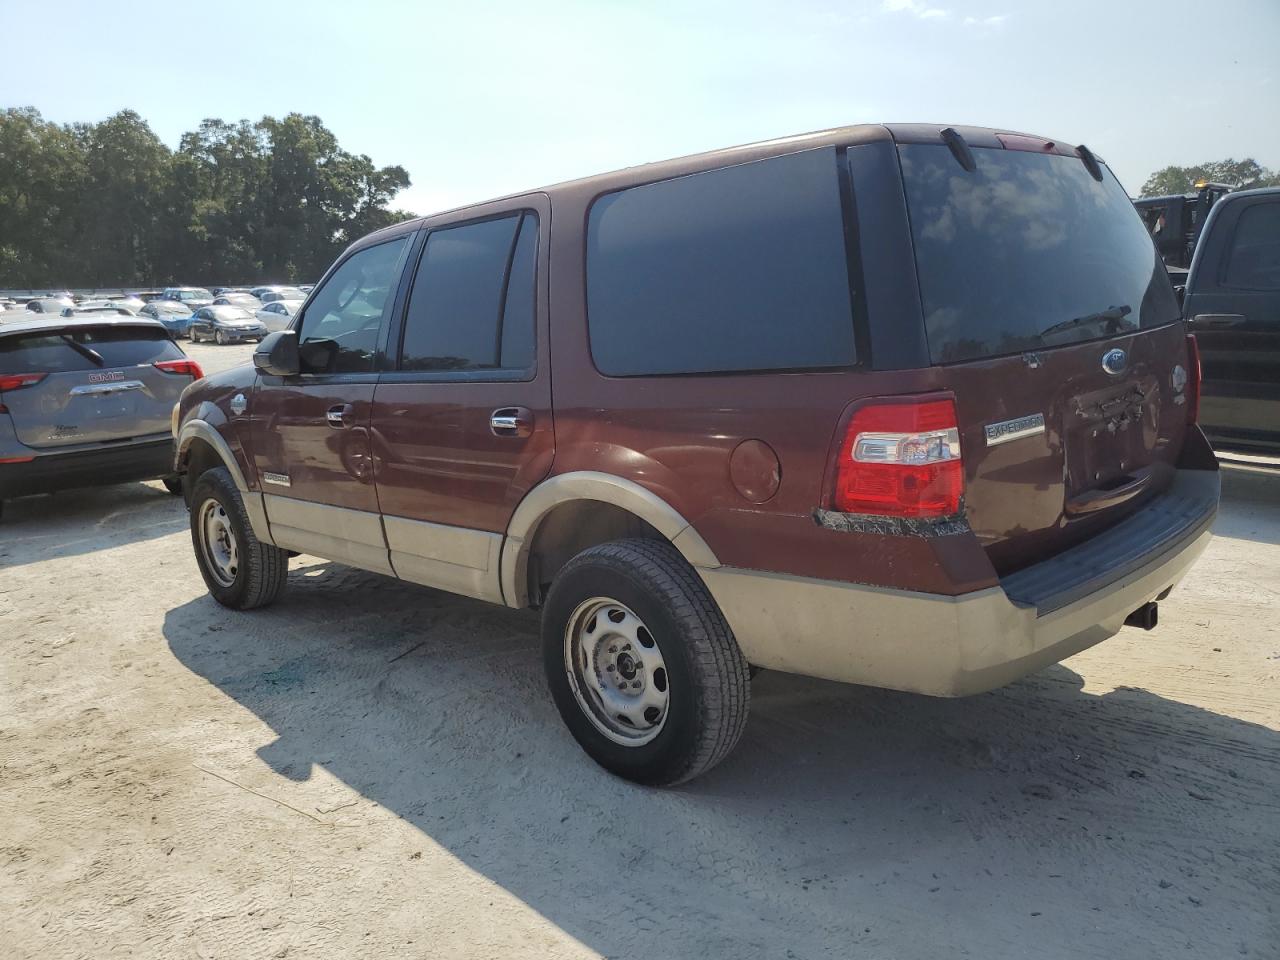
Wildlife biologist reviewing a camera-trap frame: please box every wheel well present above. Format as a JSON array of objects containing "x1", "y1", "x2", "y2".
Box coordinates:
[
  {"x1": 179, "y1": 438, "x2": 221, "y2": 504},
  {"x1": 525, "y1": 500, "x2": 664, "y2": 606}
]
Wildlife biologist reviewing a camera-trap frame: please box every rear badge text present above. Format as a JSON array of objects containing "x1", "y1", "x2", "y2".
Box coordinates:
[{"x1": 985, "y1": 413, "x2": 1046, "y2": 447}]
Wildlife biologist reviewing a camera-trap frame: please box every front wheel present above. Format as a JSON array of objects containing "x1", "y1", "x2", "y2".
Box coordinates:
[
  {"x1": 189, "y1": 466, "x2": 288, "y2": 609},
  {"x1": 542, "y1": 539, "x2": 750, "y2": 786},
  {"x1": 215, "y1": 329, "x2": 228, "y2": 345}
]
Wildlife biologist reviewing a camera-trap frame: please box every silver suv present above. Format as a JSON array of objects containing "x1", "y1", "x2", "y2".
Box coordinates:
[{"x1": 0, "y1": 315, "x2": 204, "y2": 517}]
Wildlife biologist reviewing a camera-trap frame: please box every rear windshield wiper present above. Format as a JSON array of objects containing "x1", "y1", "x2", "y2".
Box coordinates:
[
  {"x1": 1038, "y1": 305, "x2": 1132, "y2": 339},
  {"x1": 60, "y1": 334, "x2": 106, "y2": 366}
]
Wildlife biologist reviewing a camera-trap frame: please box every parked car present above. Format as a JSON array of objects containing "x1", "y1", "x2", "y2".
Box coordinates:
[
  {"x1": 1182, "y1": 186, "x2": 1280, "y2": 453},
  {"x1": 187, "y1": 305, "x2": 267, "y2": 344},
  {"x1": 1, "y1": 315, "x2": 203, "y2": 517},
  {"x1": 60, "y1": 306, "x2": 135, "y2": 318},
  {"x1": 108, "y1": 294, "x2": 146, "y2": 313},
  {"x1": 25, "y1": 296, "x2": 75, "y2": 314},
  {"x1": 212, "y1": 292, "x2": 262, "y2": 309},
  {"x1": 160, "y1": 287, "x2": 215, "y2": 309},
  {"x1": 173, "y1": 123, "x2": 1220, "y2": 786},
  {"x1": 261, "y1": 287, "x2": 305, "y2": 303},
  {"x1": 140, "y1": 301, "x2": 196, "y2": 339},
  {"x1": 255, "y1": 298, "x2": 302, "y2": 332}
]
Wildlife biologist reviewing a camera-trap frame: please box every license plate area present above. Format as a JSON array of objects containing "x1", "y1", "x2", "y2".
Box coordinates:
[{"x1": 1065, "y1": 376, "x2": 1160, "y2": 494}]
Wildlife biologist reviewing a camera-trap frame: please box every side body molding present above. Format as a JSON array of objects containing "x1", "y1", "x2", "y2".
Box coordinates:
[
  {"x1": 500, "y1": 471, "x2": 720, "y2": 608},
  {"x1": 175, "y1": 417, "x2": 273, "y2": 545}
]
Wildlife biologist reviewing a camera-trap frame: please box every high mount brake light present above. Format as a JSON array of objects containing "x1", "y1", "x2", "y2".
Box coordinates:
[
  {"x1": 832, "y1": 397, "x2": 964, "y2": 519},
  {"x1": 154, "y1": 358, "x2": 204, "y2": 379},
  {"x1": 0, "y1": 372, "x2": 48, "y2": 393}
]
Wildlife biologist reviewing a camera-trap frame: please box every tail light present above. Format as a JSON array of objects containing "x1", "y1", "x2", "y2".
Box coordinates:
[
  {"x1": 1185, "y1": 334, "x2": 1201, "y2": 425},
  {"x1": 0, "y1": 372, "x2": 48, "y2": 393},
  {"x1": 831, "y1": 397, "x2": 964, "y2": 518},
  {"x1": 154, "y1": 358, "x2": 205, "y2": 379}
]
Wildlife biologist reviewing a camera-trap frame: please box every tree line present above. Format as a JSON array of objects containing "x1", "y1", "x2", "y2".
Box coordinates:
[
  {"x1": 1140, "y1": 157, "x2": 1280, "y2": 198},
  {"x1": 0, "y1": 108, "x2": 412, "y2": 289}
]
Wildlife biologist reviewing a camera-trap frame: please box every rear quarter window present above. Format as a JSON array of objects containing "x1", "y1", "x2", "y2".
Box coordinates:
[
  {"x1": 0, "y1": 326, "x2": 182, "y2": 374},
  {"x1": 586, "y1": 147, "x2": 856, "y2": 376},
  {"x1": 1224, "y1": 201, "x2": 1280, "y2": 290}
]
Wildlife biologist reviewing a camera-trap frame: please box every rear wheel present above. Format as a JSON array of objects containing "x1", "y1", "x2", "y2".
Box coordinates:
[
  {"x1": 189, "y1": 466, "x2": 288, "y2": 609},
  {"x1": 542, "y1": 539, "x2": 750, "y2": 786},
  {"x1": 215, "y1": 329, "x2": 228, "y2": 345}
]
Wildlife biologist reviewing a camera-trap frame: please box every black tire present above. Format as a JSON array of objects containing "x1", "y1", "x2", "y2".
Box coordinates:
[
  {"x1": 189, "y1": 466, "x2": 288, "y2": 609},
  {"x1": 215, "y1": 329, "x2": 227, "y2": 345},
  {"x1": 162, "y1": 475, "x2": 184, "y2": 496},
  {"x1": 541, "y1": 538, "x2": 750, "y2": 786}
]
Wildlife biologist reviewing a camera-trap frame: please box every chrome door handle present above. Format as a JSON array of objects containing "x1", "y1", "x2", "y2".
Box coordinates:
[
  {"x1": 326, "y1": 403, "x2": 354, "y2": 428},
  {"x1": 490, "y1": 406, "x2": 533, "y2": 438}
]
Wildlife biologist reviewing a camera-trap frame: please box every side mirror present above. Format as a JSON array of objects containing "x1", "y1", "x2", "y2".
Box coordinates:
[
  {"x1": 1174, "y1": 284, "x2": 1186, "y2": 309},
  {"x1": 254, "y1": 330, "x2": 301, "y2": 377}
]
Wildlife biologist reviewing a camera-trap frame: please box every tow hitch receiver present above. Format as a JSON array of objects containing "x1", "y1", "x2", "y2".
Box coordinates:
[{"x1": 1124, "y1": 602, "x2": 1159, "y2": 631}]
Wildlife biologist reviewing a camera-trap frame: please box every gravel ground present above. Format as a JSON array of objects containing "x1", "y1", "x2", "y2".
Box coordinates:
[{"x1": 2, "y1": 340, "x2": 1277, "y2": 959}]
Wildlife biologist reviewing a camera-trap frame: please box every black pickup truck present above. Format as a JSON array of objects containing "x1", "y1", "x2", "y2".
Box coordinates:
[{"x1": 1184, "y1": 187, "x2": 1280, "y2": 453}]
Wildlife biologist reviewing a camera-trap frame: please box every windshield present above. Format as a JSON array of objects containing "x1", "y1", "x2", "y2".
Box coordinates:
[
  {"x1": 898, "y1": 144, "x2": 1180, "y2": 364},
  {"x1": 177, "y1": 289, "x2": 213, "y2": 301}
]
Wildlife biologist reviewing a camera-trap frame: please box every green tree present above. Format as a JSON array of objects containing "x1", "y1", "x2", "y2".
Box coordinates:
[
  {"x1": 0, "y1": 107, "x2": 411, "y2": 289},
  {"x1": 1140, "y1": 158, "x2": 1280, "y2": 198},
  {"x1": 0, "y1": 107, "x2": 89, "y2": 287}
]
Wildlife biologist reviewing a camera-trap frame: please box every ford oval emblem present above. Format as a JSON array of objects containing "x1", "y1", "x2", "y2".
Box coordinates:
[{"x1": 1101, "y1": 348, "x2": 1128, "y2": 376}]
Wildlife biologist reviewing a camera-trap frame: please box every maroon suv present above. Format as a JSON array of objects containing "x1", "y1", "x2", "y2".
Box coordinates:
[{"x1": 172, "y1": 124, "x2": 1220, "y2": 785}]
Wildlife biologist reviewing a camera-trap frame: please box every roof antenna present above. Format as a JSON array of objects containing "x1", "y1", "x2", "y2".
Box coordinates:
[
  {"x1": 939, "y1": 127, "x2": 976, "y2": 172},
  {"x1": 1076, "y1": 144, "x2": 1105, "y2": 182}
]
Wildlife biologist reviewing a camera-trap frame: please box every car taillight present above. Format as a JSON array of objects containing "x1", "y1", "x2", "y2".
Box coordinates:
[
  {"x1": 0, "y1": 372, "x2": 48, "y2": 393},
  {"x1": 154, "y1": 358, "x2": 204, "y2": 379},
  {"x1": 1185, "y1": 334, "x2": 1201, "y2": 425},
  {"x1": 831, "y1": 397, "x2": 964, "y2": 518}
]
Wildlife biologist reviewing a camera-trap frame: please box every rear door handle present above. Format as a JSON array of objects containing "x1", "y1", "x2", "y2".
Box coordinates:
[
  {"x1": 1191, "y1": 313, "x2": 1245, "y2": 328},
  {"x1": 326, "y1": 403, "x2": 354, "y2": 429},
  {"x1": 490, "y1": 406, "x2": 533, "y2": 438}
]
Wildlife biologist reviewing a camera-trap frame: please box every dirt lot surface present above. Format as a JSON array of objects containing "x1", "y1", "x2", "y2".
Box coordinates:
[{"x1": 2, "y1": 341, "x2": 1278, "y2": 959}]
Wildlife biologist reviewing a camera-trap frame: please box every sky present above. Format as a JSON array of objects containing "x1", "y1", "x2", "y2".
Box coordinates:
[{"x1": 4, "y1": 0, "x2": 1278, "y2": 215}]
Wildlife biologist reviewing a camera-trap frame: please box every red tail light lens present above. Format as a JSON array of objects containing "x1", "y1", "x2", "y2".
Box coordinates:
[
  {"x1": 154, "y1": 358, "x2": 205, "y2": 379},
  {"x1": 0, "y1": 372, "x2": 48, "y2": 393},
  {"x1": 832, "y1": 397, "x2": 964, "y2": 518},
  {"x1": 1185, "y1": 334, "x2": 1201, "y2": 425}
]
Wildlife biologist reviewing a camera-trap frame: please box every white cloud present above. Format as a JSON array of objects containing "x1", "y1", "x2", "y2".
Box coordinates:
[
  {"x1": 963, "y1": 14, "x2": 1008, "y2": 26},
  {"x1": 881, "y1": 0, "x2": 950, "y2": 20}
]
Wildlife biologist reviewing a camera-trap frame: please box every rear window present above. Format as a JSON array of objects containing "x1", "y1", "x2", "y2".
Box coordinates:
[
  {"x1": 586, "y1": 147, "x2": 856, "y2": 376},
  {"x1": 0, "y1": 325, "x2": 181, "y2": 374},
  {"x1": 898, "y1": 144, "x2": 1180, "y2": 364}
]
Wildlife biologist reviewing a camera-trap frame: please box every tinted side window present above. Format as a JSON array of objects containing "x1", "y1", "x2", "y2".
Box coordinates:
[
  {"x1": 399, "y1": 212, "x2": 537, "y2": 373},
  {"x1": 586, "y1": 148, "x2": 855, "y2": 376},
  {"x1": 1224, "y1": 202, "x2": 1280, "y2": 290},
  {"x1": 298, "y1": 236, "x2": 410, "y2": 374}
]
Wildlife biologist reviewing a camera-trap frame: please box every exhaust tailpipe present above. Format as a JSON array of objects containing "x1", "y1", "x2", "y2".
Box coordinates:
[{"x1": 1124, "y1": 602, "x2": 1159, "y2": 631}]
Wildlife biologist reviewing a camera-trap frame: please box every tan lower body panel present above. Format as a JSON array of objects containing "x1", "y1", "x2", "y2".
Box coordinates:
[
  {"x1": 383, "y1": 514, "x2": 503, "y2": 604},
  {"x1": 263, "y1": 495, "x2": 393, "y2": 576},
  {"x1": 700, "y1": 527, "x2": 1213, "y2": 697}
]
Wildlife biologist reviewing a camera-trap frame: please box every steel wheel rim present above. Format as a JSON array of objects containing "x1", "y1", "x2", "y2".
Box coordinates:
[
  {"x1": 197, "y1": 497, "x2": 239, "y2": 587},
  {"x1": 564, "y1": 597, "x2": 669, "y2": 746}
]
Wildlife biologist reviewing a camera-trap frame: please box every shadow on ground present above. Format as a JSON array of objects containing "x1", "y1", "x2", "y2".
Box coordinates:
[
  {"x1": 0, "y1": 481, "x2": 187, "y2": 567},
  {"x1": 163, "y1": 560, "x2": 1279, "y2": 958}
]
